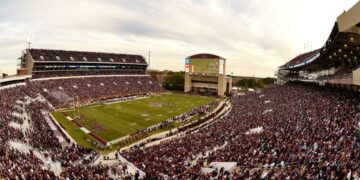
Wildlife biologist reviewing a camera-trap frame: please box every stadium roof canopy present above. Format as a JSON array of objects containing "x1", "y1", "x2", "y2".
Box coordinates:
[
  {"x1": 28, "y1": 49, "x2": 147, "y2": 64},
  {"x1": 281, "y1": 1, "x2": 360, "y2": 72},
  {"x1": 187, "y1": 53, "x2": 225, "y2": 60},
  {"x1": 280, "y1": 22, "x2": 360, "y2": 71}
]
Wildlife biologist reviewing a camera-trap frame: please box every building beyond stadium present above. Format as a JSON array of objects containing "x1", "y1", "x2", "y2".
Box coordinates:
[
  {"x1": 278, "y1": 1, "x2": 360, "y2": 90},
  {"x1": 184, "y1": 53, "x2": 232, "y2": 96}
]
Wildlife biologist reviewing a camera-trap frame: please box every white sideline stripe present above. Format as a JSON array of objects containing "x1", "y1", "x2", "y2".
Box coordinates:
[
  {"x1": 104, "y1": 95, "x2": 150, "y2": 105},
  {"x1": 49, "y1": 114, "x2": 76, "y2": 144},
  {"x1": 80, "y1": 127, "x2": 91, "y2": 134}
]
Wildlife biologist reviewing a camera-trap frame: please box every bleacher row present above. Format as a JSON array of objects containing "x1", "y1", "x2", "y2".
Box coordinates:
[
  {"x1": 282, "y1": 49, "x2": 320, "y2": 68},
  {"x1": 29, "y1": 49, "x2": 147, "y2": 64},
  {"x1": 0, "y1": 75, "x2": 165, "y2": 179},
  {"x1": 32, "y1": 70, "x2": 147, "y2": 79},
  {"x1": 283, "y1": 67, "x2": 355, "y2": 81}
]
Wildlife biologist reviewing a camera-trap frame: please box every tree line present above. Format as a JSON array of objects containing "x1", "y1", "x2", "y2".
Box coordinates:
[{"x1": 150, "y1": 70, "x2": 275, "y2": 92}]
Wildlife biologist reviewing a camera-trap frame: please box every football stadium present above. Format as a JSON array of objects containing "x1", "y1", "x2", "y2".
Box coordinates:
[{"x1": 0, "y1": 1, "x2": 360, "y2": 179}]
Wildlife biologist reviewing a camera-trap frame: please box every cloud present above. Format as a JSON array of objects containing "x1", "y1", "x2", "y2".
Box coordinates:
[{"x1": 0, "y1": 0, "x2": 358, "y2": 77}]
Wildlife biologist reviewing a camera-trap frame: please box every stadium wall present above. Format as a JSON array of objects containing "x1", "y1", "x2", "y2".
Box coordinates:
[
  {"x1": 184, "y1": 73, "x2": 191, "y2": 92},
  {"x1": 337, "y1": 1, "x2": 360, "y2": 32},
  {"x1": 217, "y1": 73, "x2": 226, "y2": 96},
  {"x1": 353, "y1": 67, "x2": 360, "y2": 86},
  {"x1": 25, "y1": 50, "x2": 35, "y2": 75},
  {"x1": 327, "y1": 77, "x2": 353, "y2": 85}
]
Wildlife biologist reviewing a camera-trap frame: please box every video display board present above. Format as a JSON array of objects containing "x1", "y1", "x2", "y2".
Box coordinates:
[{"x1": 185, "y1": 58, "x2": 223, "y2": 75}]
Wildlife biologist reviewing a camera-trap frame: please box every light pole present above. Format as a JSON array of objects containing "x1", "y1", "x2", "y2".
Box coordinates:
[{"x1": 148, "y1": 50, "x2": 151, "y2": 74}]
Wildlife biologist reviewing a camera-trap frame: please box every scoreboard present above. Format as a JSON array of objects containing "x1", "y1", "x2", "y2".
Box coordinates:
[
  {"x1": 184, "y1": 53, "x2": 230, "y2": 96},
  {"x1": 185, "y1": 58, "x2": 225, "y2": 75}
]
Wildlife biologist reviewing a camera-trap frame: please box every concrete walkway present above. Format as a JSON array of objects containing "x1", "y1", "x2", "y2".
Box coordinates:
[{"x1": 9, "y1": 141, "x2": 63, "y2": 176}]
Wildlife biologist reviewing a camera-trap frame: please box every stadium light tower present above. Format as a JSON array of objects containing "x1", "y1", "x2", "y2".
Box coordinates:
[
  {"x1": 27, "y1": 41, "x2": 32, "y2": 49},
  {"x1": 26, "y1": 32, "x2": 33, "y2": 49},
  {"x1": 148, "y1": 50, "x2": 151, "y2": 69}
]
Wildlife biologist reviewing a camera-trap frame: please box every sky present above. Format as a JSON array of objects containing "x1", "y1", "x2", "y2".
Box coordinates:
[{"x1": 0, "y1": 0, "x2": 358, "y2": 77}]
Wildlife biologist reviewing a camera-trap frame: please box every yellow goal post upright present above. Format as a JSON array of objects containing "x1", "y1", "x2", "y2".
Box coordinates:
[{"x1": 73, "y1": 96, "x2": 80, "y2": 120}]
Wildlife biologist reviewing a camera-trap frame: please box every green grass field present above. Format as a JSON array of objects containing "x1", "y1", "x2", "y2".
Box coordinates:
[{"x1": 52, "y1": 93, "x2": 215, "y2": 146}]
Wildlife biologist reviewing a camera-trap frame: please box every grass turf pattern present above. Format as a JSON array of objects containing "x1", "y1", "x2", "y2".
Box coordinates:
[{"x1": 53, "y1": 93, "x2": 215, "y2": 144}]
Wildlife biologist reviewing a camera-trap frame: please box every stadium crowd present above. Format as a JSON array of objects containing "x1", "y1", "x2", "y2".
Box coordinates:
[
  {"x1": 0, "y1": 86, "x2": 56, "y2": 179},
  {"x1": 122, "y1": 83, "x2": 360, "y2": 179},
  {"x1": 32, "y1": 70, "x2": 147, "y2": 79},
  {"x1": 0, "y1": 75, "x2": 165, "y2": 179},
  {"x1": 1, "y1": 71, "x2": 359, "y2": 179},
  {"x1": 25, "y1": 101, "x2": 95, "y2": 167},
  {"x1": 28, "y1": 76, "x2": 166, "y2": 108}
]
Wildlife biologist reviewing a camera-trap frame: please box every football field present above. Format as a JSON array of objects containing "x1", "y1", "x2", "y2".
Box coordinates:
[{"x1": 52, "y1": 93, "x2": 215, "y2": 147}]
